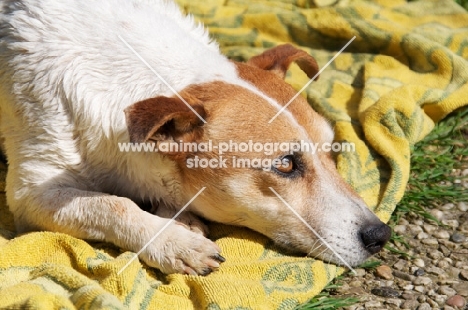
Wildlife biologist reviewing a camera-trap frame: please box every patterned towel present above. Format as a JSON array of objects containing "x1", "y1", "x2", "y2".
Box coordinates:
[{"x1": 1, "y1": 0, "x2": 468, "y2": 309}]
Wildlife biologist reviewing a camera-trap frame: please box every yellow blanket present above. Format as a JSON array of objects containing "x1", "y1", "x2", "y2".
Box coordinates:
[{"x1": 1, "y1": 0, "x2": 468, "y2": 308}]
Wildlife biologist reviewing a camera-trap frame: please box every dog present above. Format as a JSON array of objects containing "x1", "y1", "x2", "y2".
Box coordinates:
[{"x1": 0, "y1": 0, "x2": 391, "y2": 275}]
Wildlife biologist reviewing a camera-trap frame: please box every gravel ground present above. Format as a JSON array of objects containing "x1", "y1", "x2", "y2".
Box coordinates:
[{"x1": 335, "y1": 168, "x2": 468, "y2": 310}]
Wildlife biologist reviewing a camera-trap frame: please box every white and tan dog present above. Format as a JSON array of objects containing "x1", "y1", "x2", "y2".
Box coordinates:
[{"x1": 0, "y1": 0, "x2": 391, "y2": 275}]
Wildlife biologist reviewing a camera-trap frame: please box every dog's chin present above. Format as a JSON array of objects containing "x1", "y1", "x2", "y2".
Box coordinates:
[
  {"x1": 270, "y1": 234, "x2": 373, "y2": 267},
  {"x1": 317, "y1": 253, "x2": 369, "y2": 267}
]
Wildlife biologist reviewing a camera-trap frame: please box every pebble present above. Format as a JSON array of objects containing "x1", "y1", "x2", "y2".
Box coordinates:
[
  {"x1": 408, "y1": 224, "x2": 423, "y2": 235},
  {"x1": 353, "y1": 268, "x2": 366, "y2": 277},
  {"x1": 446, "y1": 295, "x2": 466, "y2": 308},
  {"x1": 462, "y1": 168, "x2": 468, "y2": 176},
  {"x1": 402, "y1": 292, "x2": 415, "y2": 300},
  {"x1": 414, "y1": 268, "x2": 425, "y2": 276},
  {"x1": 423, "y1": 223, "x2": 438, "y2": 233},
  {"x1": 427, "y1": 266, "x2": 445, "y2": 275},
  {"x1": 439, "y1": 273, "x2": 450, "y2": 281},
  {"x1": 454, "y1": 282, "x2": 468, "y2": 296},
  {"x1": 385, "y1": 298, "x2": 402, "y2": 307},
  {"x1": 448, "y1": 267, "x2": 461, "y2": 279},
  {"x1": 364, "y1": 301, "x2": 381, "y2": 308},
  {"x1": 337, "y1": 282, "x2": 350, "y2": 293},
  {"x1": 349, "y1": 280, "x2": 362, "y2": 287},
  {"x1": 450, "y1": 232, "x2": 466, "y2": 243},
  {"x1": 413, "y1": 276, "x2": 432, "y2": 285},
  {"x1": 393, "y1": 259, "x2": 408, "y2": 271},
  {"x1": 451, "y1": 249, "x2": 468, "y2": 261},
  {"x1": 458, "y1": 202, "x2": 468, "y2": 212},
  {"x1": 433, "y1": 230, "x2": 451, "y2": 239},
  {"x1": 417, "y1": 295, "x2": 427, "y2": 302},
  {"x1": 347, "y1": 287, "x2": 367, "y2": 295},
  {"x1": 421, "y1": 238, "x2": 438, "y2": 246},
  {"x1": 427, "y1": 298, "x2": 439, "y2": 307},
  {"x1": 439, "y1": 279, "x2": 460, "y2": 286},
  {"x1": 413, "y1": 258, "x2": 425, "y2": 268},
  {"x1": 460, "y1": 270, "x2": 468, "y2": 281},
  {"x1": 428, "y1": 250, "x2": 444, "y2": 259},
  {"x1": 408, "y1": 239, "x2": 421, "y2": 248},
  {"x1": 430, "y1": 209, "x2": 445, "y2": 220},
  {"x1": 417, "y1": 303, "x2": 431, "y2": 310},
  {"x1": 427, "y1": 289, "x2": 437, "y2": 298},
  {"x1": 370, "y1": 286, "x2": 400, "y2": 298},
  {"x1": 402, "y1": 284, "x2": 414, "y2": 290},
  {"x1": 437, "y1": 259, "x2": 452, "y2": 269},
  {"x1": 417, "y1": 232, "x2": 429, "y2": 240},
  {"x1": 443, "y1": 257, "x2": 453, "y2": 264},
  {"x1": 439, "y1": 239, "x2": 458, "y2": 250},
  {"x1": 439, "y1": 285, "x2": 457, "y2": 297},
  {"x1": 393, "y1": 224, "x2": 407, "y2": 234},
  {"x1": 414, "y1": 285, "x2": 426, "y2": 293},
  {"x1": 402, "y1": 299, "x2": 419, "y2": 309},
  {"x1": 440, "y1": 245, "x2": 451, "y2": 256},
  {"x1": 435, "y1": 294, "x2": 448, "y2": 305},
  {"x1": 414, "y1": 219, "x2": 424, "y2": 225},
  {"x1": 398, "y1": 218, "x2": 410, "y2": 225},
  {"x1": 442, "y1": 219, "x2": 459, "y2": 229},
  {"x1": 440, "y1": 203, "x2": 455, "y2": 210},
  {"x1": 375, "y1": 265, "x2": 393, "y2": 280},
  {"x1": 393, "y1": 270, "x2": 414, "y2": 281}
]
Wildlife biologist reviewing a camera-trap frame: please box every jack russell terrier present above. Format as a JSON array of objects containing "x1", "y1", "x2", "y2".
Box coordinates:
[{"x1": 0, "y1": 0, "x2": 391, "y2": 275}]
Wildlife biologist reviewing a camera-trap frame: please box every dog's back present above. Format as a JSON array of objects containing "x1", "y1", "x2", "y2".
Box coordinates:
[{"x1": 0, "y1": 0, "x2": 239, "y2": 204}]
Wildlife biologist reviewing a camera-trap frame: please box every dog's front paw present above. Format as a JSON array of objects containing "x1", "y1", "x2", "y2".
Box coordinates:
[{"x1": 140, "y1": 224, "x2": 225, "y2": 275}]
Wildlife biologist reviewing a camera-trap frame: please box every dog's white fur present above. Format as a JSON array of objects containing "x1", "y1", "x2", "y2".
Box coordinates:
[{"x1": 0, "y1": 0, "x2": 390, "y2": 275}]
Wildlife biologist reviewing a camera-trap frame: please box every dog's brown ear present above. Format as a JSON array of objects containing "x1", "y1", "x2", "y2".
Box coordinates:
[
  {"x1": 247, "y1": 44, "x2": 320, "y2": 80},
  {"x1": 124, "y1": 96, "x2": 206, "y2": 143}
]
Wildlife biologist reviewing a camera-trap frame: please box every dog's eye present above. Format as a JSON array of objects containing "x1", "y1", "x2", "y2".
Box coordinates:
[{"x1": 274, "y1": 155, "x2": 295, "y2": 174}]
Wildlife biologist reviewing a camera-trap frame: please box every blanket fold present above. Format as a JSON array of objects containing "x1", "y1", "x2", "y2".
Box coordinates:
[{"x1": 1, "y1": 0, "x2": 468, "y2": 309}]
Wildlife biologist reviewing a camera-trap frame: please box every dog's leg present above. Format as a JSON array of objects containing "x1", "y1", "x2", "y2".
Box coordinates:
[
  {"x1": 12, "y1": 187, "x2": 224, "y2": 275},
  {"x1": 151, "y1": 202, "x2": 209, "y2": 236}
]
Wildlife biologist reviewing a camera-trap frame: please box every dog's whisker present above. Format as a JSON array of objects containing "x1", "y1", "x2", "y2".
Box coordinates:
[
  {"x1": 323, "y1": 252, "x2": 335, "y2": 265},
  {"x1": 309, "y1": 240, "x2": 323, "y2": 252},
  {"x1": 306, "y1": 239, "x2": 322, "y2": 256},
  {"x1": 310, "y1": 238, "x2": 320, "y2": 248},
  {"x1": 311, "y1": 244, "x2": 329, "y2": 260},
  {"x1": 318, "y1": 251, "x2": 329, "y2": 263}
]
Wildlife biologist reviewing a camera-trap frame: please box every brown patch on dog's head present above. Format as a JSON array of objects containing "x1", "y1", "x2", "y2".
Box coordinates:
[
  {"x1": 247, "y1": 44, "x2": 320, "y2": 80},
  {"x1": 235, "y1": 58, "x2": 334, "y2": 148}
]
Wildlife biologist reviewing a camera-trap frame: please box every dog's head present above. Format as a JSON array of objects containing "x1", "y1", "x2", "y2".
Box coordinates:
[{"x1": 124, "y1": 44, "x2": 391, "y2": 267}]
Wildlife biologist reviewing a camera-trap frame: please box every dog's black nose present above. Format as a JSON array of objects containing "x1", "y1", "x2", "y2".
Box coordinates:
[{"x1": 359, "y1": 223, "x2": 392, "y2": 254}]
